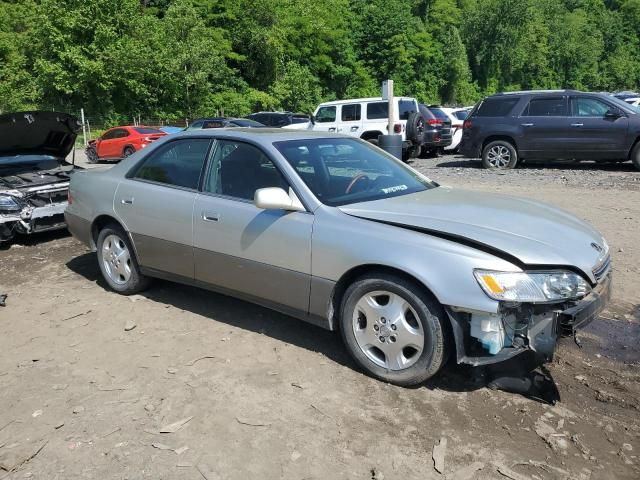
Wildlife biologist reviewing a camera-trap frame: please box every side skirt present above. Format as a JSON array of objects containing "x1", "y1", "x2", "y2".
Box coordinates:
[{"x1": 139, "y1": 266, "x2": 333, "y2": 331}]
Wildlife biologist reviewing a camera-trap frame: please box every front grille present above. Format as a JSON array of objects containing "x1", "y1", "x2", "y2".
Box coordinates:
[
  {"x1": 592, "y1": 254, "x2": 611, "y2": 282},
  {"x1": 29, "y1": 190, "x2": 68, "y2": 207}
]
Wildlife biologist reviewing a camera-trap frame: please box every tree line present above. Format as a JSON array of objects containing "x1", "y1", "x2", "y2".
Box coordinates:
[{"x1": 1, "y1": 0, "x2": 639, "y2": 125}]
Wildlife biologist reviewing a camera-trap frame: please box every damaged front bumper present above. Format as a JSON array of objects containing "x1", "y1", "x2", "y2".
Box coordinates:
[
  {"x1": 0, "y1": 183, "x2": 69, "y2": 242},
  {"x1": 446, "y1": 273, "x2": 612, "y2": 366}
]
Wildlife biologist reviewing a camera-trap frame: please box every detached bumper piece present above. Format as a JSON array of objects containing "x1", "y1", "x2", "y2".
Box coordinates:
[
  {"x1": 557, "y1": 273, "x2": 611, "y2": 336},
  {"x1": 447, "y1": 274, "x2": 611, "y2": 367}
]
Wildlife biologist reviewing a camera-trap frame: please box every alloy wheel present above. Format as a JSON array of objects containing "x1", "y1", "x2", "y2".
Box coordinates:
[
  {"x1": 102, "y1": 234, "x2": 132, "y2": 285},
  {"x1": 487, "y1": 145, "x2": 511, "y2": 168},
  {"x1": 352, "y1": 290, "x2": 425, "y2": 371}
]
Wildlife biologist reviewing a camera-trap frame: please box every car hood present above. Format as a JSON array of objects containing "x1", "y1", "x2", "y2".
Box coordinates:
[
  {"x1": 0, "y1": 111, "x2": 80, "y2": 158},
  {"x1": 339, "y1": 187, "x2": 607, "y2": 282}
]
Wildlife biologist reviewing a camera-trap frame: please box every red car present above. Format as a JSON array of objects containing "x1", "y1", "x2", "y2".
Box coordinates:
[{"x1": 86, "y1": 126, "x2": 166, "y2": 163}]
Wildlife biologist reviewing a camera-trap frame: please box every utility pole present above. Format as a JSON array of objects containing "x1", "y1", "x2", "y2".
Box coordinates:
[
  {"x1": 378, "y1": 80, "x2": 402, "y2": 160},
  {"x1": 80, "y1": 108, "x2": 87, "y2": 146}
]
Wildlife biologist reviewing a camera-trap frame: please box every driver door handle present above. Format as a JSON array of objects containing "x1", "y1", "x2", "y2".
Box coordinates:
[
  {"x1": 202, "y1": 212, "x2": 220, "y2": 222},
  {"x1": 521, "y1": 123, "x2": 534, "y2": 127},
  {"x1": 571, "y1": 123, "x2": 584, "y2": 127},
  {"x1": 121, "y1": 198, "x2": 134, "y2": 205}
]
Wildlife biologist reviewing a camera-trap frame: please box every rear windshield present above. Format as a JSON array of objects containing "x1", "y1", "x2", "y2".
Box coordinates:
[
  {"x1": 134, "y1": 127, "x2": 164, "y2": 134},
  {"x1": 230, "y1": 119, "x2": 266, "y2": 127},
  {"x1": 454, "y1": 110, "x2": 469, "y2": 120},
  {"x1": 474, "y1": 98, "x2": 519, "y2": 117},
  {"x1": 429, "y1": 108, "x2": 450, "y2": 121}
]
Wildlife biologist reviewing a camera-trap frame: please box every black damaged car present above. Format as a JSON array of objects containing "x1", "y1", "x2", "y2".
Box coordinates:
[{"x1": 0, "y1": 111, "x2": 81, "y2": 244}]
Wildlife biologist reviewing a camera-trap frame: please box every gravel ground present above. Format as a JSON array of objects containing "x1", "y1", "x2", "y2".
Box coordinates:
[{"x1": 0, "y1": 151, "x2": 638, "y2": 480}]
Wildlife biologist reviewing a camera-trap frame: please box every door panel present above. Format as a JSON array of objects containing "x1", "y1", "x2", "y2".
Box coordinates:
[
  {"x1": 567, "y1": 97, "x2": 629, "y2": 159},
  {"x1": 193, "y1": 195, "x2": 313, "y2": 312},
  {"x1": 338, "y1": 103, "x2": 363, "y2": 137},
  {"x1": 114, "y1": 180, "x2": 196, "y2": 277},
  {"x1": 314, "y1": 105, "x2": 338, "y2": 133},
  {"x1": 112, "y1": 138, "x2": 211, "y2": 277},
  {"x1": 517, "y1": 96, "x2": 569, "y2": 158}
]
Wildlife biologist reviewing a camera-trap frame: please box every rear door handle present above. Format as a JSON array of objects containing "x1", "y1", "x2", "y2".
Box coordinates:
[
  {"x1": 202, "y1": 212, "x2": 220, "y2": 222},
  {"x1": 350, "y1": 126, "x2": 359, "y2": 132},
  {"x1": 328, "y1": 127, "x2": 336, "y2": 132},
  {"x1": 121, "y1": 198, "x2": 134, "y2": 205},
  {"x1": 571, "y1": 123, "x2": 584, "y2": 127},
  {"x1": 521, "y1": 123, "x2": 534, "y2": 127}
]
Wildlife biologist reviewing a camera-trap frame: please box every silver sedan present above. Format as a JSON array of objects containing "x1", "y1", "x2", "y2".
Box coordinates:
[{"x1": 65, "y1": 129, "x2": 611, "y2": 386}]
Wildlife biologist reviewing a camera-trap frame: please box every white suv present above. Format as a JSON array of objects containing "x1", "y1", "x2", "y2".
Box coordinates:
[{"x1": 311, "y1": 97, "x2": 424, "y2": 160}]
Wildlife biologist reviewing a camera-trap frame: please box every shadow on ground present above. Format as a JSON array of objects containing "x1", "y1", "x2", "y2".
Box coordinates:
[
  {"x1": 432, "y1": 156, "x2": 638, "y2": 172},
  {"x1": 66, "y1": 252, "x2": 560, "y2": 403}
]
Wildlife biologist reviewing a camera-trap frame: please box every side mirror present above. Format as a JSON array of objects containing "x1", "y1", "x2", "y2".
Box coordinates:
[
  {"x1": 254, "y1": 187, "x2": 304, "y2": 212},
  {"x1": 605, "y1": 109, "x2": 622, "y2": 119},
  {"x1": 308, "y1": 113, "x2": 316, "y2": 125}
]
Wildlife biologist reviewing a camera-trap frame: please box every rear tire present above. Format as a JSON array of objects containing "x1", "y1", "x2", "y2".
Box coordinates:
[
  {"x1": 339, "y1": 274, "x2": 447, "y2": 386},
  {"x1": 482, "y1": 140, "x2": 518, "y2": 169},
  {"x1": 366, "y1": 138, "x2": 379, "y2": 147},
  {"x1": 123, "y1": 147, "x2": 135, "y2": 158},
  {"x1": 96, "y1": 224, "x2": 150, "y2": 295},
  {"x1": 630, "y1": 142, "x2": 640, "y2": 171}
]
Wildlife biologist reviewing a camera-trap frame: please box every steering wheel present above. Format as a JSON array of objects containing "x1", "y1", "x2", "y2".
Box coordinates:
[{"x1": 345, "y1": 174, "x2": 370, "y2": 194}]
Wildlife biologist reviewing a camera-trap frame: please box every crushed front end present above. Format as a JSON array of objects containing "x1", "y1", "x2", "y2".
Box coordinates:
[
  {"x1": 446, "y1": 265, "x2": 612, "y2": 366},
  {"x1": 0, "y1": 179, "x2": 71, "y2": 243}
]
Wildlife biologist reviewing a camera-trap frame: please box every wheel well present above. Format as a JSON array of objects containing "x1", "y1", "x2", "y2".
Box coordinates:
[
  {"x1": 91, "y1": 215, "x2": 124, "y2": 245},
  {"x1": 627, "y1": 137, "x2": 640, "y2": 159},
  {"x1": 482, "y1": 135, "x2": 518, "y2": 153},
  {"x1": 330, "y1": 264, "x2": 441, "y2": 327},
  {"x1": 360, "y1": 131, "x2": 383, "y2": 141}
]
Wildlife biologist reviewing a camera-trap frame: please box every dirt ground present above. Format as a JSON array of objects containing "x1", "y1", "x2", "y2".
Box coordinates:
[{"x1": 1, "y1": 152, "x2": 639, "y2": 480}]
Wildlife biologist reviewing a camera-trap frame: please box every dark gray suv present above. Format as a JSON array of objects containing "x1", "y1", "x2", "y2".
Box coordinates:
[{"x1": 459, "y1": 90, "x2": 640, "y2": 170}]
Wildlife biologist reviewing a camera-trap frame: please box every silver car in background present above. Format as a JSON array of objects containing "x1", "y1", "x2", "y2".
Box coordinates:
[{"x1": 65, "y1": 130, "x2": 611, "y2": 386}]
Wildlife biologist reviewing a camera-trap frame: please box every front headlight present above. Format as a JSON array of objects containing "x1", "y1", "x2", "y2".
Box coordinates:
[
  {"x1": 0, "y1": 195, "x2": 21, "y2": 212},
  {"x1": 474, "y1": 270, "x2": 591, "y2": 302}
]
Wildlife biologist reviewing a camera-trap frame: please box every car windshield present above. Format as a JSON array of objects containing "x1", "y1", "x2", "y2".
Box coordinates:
[
  {"x1": 134, "y1": 127, "x2": 164, "y2": 134},
  {"x1": 608, "y1": 95, "x2": 640, "y2": 114},
  {"x1": 274, "y1": 138, "x2": 436, "y2": 207}
]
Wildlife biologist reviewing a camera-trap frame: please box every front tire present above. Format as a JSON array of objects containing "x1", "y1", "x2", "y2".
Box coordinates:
[
  {"x1": 482, "y1": 140, "x2": 518, "y2": 169},
  {"x1": 339, "y1": 274, "x2": 447, "y2": 386},
  {"x1": 96, "y1": 225, "x2": 150, "y2": 295}
]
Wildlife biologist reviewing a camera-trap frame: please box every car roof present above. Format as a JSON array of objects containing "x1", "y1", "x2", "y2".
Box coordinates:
[
  {"x1": 318, "y1": 97, "x2": 416, "y2": 107},
  {"x1": 168, "y1": 128, "x2": 356, "y2": 142},
  {"x1": 489, "y1": 89, "x2": 584, "y2": 97}
]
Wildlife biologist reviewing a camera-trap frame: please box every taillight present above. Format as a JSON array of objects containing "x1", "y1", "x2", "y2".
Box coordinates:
[
  {"x1": 67, "y1": 190, "x2": 73, "y2": 205},
  {"x1": 463, "y1": 119, "x2": 472, "y2": 129},
  {"x1": 427, "y1": 118, "x2": 443, "y2": 126},
  {"x1": 393, "y1": 123, "x2": 402, "y2": 134}
]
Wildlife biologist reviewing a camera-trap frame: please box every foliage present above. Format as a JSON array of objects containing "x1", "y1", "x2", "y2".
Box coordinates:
[{"x1": 0, "y1": 0, "x2": 639, "y2": 120}]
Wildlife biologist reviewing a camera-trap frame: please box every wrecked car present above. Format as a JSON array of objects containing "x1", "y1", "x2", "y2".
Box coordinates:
[
  {"x1": 0, "y1": 111, "x2": 81, "y2": 244},
  {"x1": 65, "y1": 130, "x2": 611, "y2": 386}
]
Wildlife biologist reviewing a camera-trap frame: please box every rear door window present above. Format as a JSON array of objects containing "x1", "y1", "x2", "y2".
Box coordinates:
[
  {"x1": 522, "y1": 97, "x2": 567, "y2": 116},
  {"x1": 316, "y1": 106, "x2": 336, "y2": 123},
  {"x1": 134, "y1": 139, "x2": 211, "y2": 190},
  {"x1": 341, "y1": 104, "x2": 361, "y2": 121},
  {"x1": 366, "y1": 102, "x2": 388, "y2": 119},
  {"x1": 474, "y1": 98, "x2": 519, "y2": 117}
]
